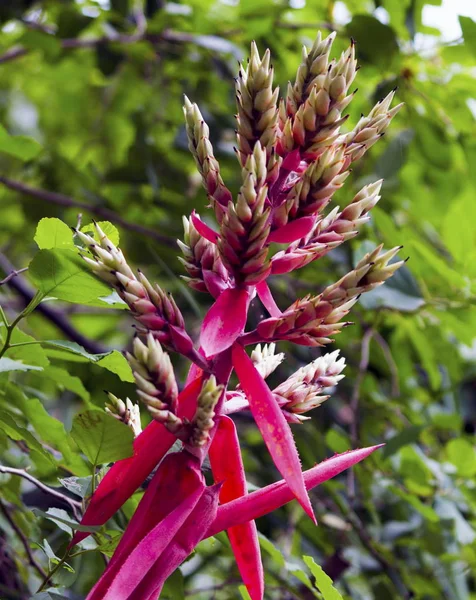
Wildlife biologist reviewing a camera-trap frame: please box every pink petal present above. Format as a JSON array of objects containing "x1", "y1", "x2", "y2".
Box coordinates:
[
  {"x1": 231, "y1": 343, "x2": 316, "y2": 523},
  {"x1": 87, "y1": 455, "x2": 205, "y2": 600},
  {"x1": 70, "y1": 376, "x2": 203, "y2": 547},
  {"x1": 107, "y1": 453, "x2": 203, "y2": 572},
  {"x1": 271, "y1": 253, "x2": 306, "y2": 275},
  {"x1": 282, "y1": 148, "x2": 301, "y2": 171},
  {"x1": 168, "y1": 324, "x2": 194, "y2": 355},
  {"x1": 207, "y1": 445, "x2": 382, "y2": 537},
  {"x1": 256, "y1": 281, "x2": 281, "y2": 317},
  {"x1": 200, "y1": 288, "x2": 250, "y2": 358},
  {"x1": 202, "y1": 269, "x2": 229, "y2": 298},
  {"x1": 209, "y1": 416, "x2": 264, "y2": 600},
  {"x1": 191, "y1": 210, "x2": 219, "y2": 244},
  {"x1": 128, "y1": 484, "x2": 221, "y2": 600},
  {"x1": 268, "y1": 216, "x2": 316, "y2": 244}
]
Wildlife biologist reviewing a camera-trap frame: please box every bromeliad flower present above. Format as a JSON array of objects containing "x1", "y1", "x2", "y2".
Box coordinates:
[{"x1": 74, "y1": 31, "x2": 404, "y2": 600}]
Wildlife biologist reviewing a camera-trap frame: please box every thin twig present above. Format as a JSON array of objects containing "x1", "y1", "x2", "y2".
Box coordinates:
[
  {"x1": 0, "y1": 498, "x2": 47, "y2": 579},
  {"x1": 0, "y1": 29, "x2": 201, "y2": 66},
  {"x1": 0, "y1": 465, "x2": 82, "y2": 520},
  {"x1": 347, "y1": 327, "x2": 374, "y2": 499},
  {"x1": 0, "y1": 176, "x2": 175, "y2": 248},
  {"x1": 0, "y1": 253, "x2": 106, "y2": 355},
  {"x1": 0, "y1": 267, "x2": 28, "y2": 286}
]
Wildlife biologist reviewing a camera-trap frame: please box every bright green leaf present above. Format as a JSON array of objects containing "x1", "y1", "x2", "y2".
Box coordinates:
[
  {"x1": 29, "y1": 249, "x2": 111, "y2": 303},
  {"x1": 303, "y1": 555, "x2": 343, "y2": 600},
  {"x1": 0, "y1": 124, "x2": 42, "y2": 161},
  {"x1": 70, "y1": 410, "x2": 134, "y2": 465},
  {"x1": 35, "y1": 218, "x2": 75, "y2": 250}
]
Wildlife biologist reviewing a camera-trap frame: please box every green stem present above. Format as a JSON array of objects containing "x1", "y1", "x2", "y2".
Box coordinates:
[
  {"x1": 0, "y1": 292, "x2": 51, "y2": 359},
  {"x1": 36, "y1": 551, "x2": 71, "y2": 592}
]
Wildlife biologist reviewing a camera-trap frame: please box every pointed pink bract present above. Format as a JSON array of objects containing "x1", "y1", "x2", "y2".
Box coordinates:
[
  {"x1": 210, "y1": 416, "x2": 264, "y2": 600},
  {"x1": 191, "y1": 210, "x2": 219, "y2": 243},
  {"x1": 200, "y1": 287, "x2": 249, "y2": 358},
  {"x1": 128, "y1": 485, "x2": 221, "y2": 600},
  {"x1": 207, "y1": 445, "x2": 382, "y2": 537},
  {"x1": 70, "y1": 376, "x2": 203, "y2": 547},
  {"x1": 268, "y1": 216, "x2": 316, "y2": 244},
  {"x1": 256, "y1": 281, "x2": 282, "y2": 317},
  {"x1": 231, "y1": 343, "x2": 316, "y2": 523}
]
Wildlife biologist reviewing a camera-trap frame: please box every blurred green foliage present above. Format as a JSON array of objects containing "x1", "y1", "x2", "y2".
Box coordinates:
[{"x1": 0, "y1": 1, "x2": 475, "y2": 599}]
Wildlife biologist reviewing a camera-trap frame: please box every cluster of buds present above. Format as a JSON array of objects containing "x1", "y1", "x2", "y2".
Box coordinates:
[
  {"x1": 272, "y1": 180, "x2": 383, "y2": 274},
  {"x1": 273, "y1": 350, "x2": 346, "y2": 422},
  {"x1": 250, "y1": 343, "x2": 284, "y2": 379},
  {"x1": 279, "y1": 32, "x2": 357, "y2": 158},
  {"x1": 189, "y1": 376, "x2": 224, "y2": 447},
  {"x1": 218, "y1": 144, "x2": 272, "y2": 284},
  {"x1": 178, "y1": 215, "x2": 229, "y2": 296},
  {"x1": 183, "y1": 97, "x2": 232, "y2": 222},
  {"x1": 78, "y1": 32, "x2": 405, "y2": 600},
  {"x1": 75, "y1": 223, "x2": 209, "y2": 370},
  {"x1": 125, "y1": 335, "x2": 181, "y2": 432},
  {"x1": 273, "y1": 145, "x2": 348, "y2": 228},
  {"x1": 226, "y1": 349, "x2": 346, "y2": 423},
  {"x1": 343, "y1": 89, "x2": 402, "y2": 162},
  {"x1": 105, "y1": 392, "x2": 142, "y2": 437},
  {"x1": 235, "y1": 41, "x2": 281, "y2": 183},
  {"x1": 256, "y1": 245, "x2": 404, "y2": 346}
]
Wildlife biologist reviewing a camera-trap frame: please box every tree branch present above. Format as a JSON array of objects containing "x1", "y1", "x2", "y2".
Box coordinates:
[
  {"x1": 0, "y1": 176, "x2": 176, "y2": 248},
  {"x1": 0, "y1": 253, "x2": 106, "y2": 355},
  {"x1": 0, "y1": 267, "x2": 28, "y2": 287},
  {"x1": 0, "y1": 499, "x2": 47, "y2": 580},
  {"x1": 0, "y1": 29, "x2": 200, "y2": 66},
  {"x1": 0, "y1": 465, "x2": 82, "y2": 520}
]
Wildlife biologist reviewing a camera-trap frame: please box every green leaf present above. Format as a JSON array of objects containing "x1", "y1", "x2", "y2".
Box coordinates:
[
  {"x1": 325, "y1": 428, "x2": 350, "y2": 454},
  {"x1": 0, "y1": 357, "x2": 43, "y2": 373},
  {"x1": 70, "y1": 410, "x2": 134, "y2": 465},
  {"x1": 35, "y1": 218, "x2": 75, "y2": 250},
  {"x1": 80, "y1": 221, "x2": 120, "y2": 247},
  {"x1": 390, "y1": 486, "x2": 440, "y2": 522},
  {"x1": 446, "y1": 439, "x2": 476, "y2": 477},
  {"x1": 59, "y1": 475, "x2": 92, "y2": 499},
  {"x1": 258, "y1": 532, "x2": 286, "y2": 567},
  {"x1": 0, "y1": 410, "x2": 55, "y2": 465},
  {"x1": 41, "y1": 341, "x2": 133, "y2": 381},
  {"x1": 95, "y1": 531, "x2": 123, "y2": 557},
  {"x1": 161, "y1": 569, "x2": 185, "y2": 600},
  {"x1": 460, "y1": 16, "x2": 476, "y2": 58},
  {"x1": 382, "y1": 426, "x2": 424, "y2": 459},
  {"x1": 4, "y1": 328, "x2": 50, "y2": 368},
  {"x1": 0, "y1": 124, "x2": 42, "y2": 161},
  {"x1": 29, "y1": 249, "x2": 111, "y2": 303},
  {"x1": 33, "y1": 508, "x2": 100, "y2": 533},
  {"x1": 375, "y1": 129, "x2": 414, "y2": 180},
  {"x1": 95, "y1": 351, "x2": 134, "y2": 382},
  {"x1": 42, "y1": 366, "x2": 90, "y2": 401},
  {"x1": 346, "y1": 16, "x2": 399, "y2": 68},
  {"x1": 238, "y1": 586, "x2": 252, "y2": 600},
  {"x1": 12, "y1": 389, "x2": 89, "y2": 475},
  {"x1": 303, "y1": 556, "x2": 343, "y2": 600},
  {"x1": 20, "y1": 30, "x2": 62, "y2": 60}
]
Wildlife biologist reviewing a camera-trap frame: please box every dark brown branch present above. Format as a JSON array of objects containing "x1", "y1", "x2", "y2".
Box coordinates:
[
  {"x1": 0, "y1": 466, "x2": 82, "y2": 521},
  {"x1": 0, "y1": 176, "x2": 176, "y2": 248},
  {"x1": 0, "y1": 29, "x2": 198, "y2": 66},
  {"x1": 0, "y1": 253, "x2": 106, "y2": 355},
  {"x1": 0, "y1": 499, "x2": 47, "y2": 580}
]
